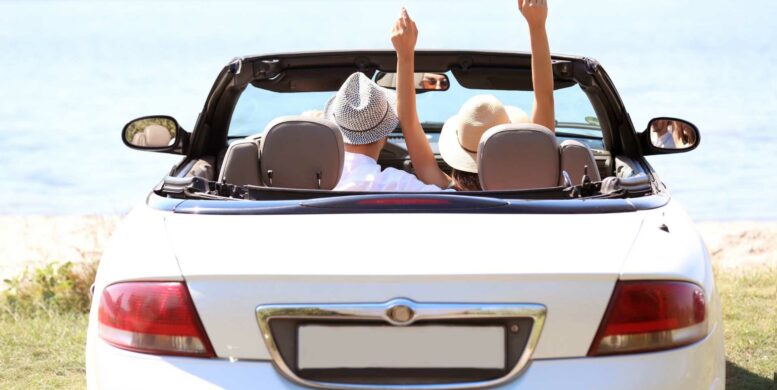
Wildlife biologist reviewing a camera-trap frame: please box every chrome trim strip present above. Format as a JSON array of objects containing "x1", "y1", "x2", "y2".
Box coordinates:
[{"x1": 256, "y1": 298, "x2": 546, "y2": 389}]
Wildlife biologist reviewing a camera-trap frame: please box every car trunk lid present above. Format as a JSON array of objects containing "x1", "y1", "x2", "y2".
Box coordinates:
[{"x1": 165, "y1": 212, "x2": 643, "y2": 362}]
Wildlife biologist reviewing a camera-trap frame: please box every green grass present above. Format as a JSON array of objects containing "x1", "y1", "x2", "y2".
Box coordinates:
[
  {"x1": 717, "y1": 267, "x2": 777, "y2": 389},
  {"x1": 1, "y1": 260, "x2": 95, "y2": 389},
  {"x1": 0, "y1": 313, "x2": 88, "y2": 389},
  {"x1": 0, "y1": 265, "x2": 774, "y2": 389}
]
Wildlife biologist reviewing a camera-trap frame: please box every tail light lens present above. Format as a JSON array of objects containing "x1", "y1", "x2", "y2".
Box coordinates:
[
  {"x1": 588, "y1": 281, "x2": 707, "y2": 356},
  {"x1": 98, "y1": 282, "x2": 215, "y2": 357}
]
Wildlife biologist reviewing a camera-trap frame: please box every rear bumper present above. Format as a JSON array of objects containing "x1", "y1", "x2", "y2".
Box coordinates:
[
  {"x1": 515, "y1": 322, "x2": 725, "y2": 390},
  {"x1": 87, "y1": 321, "x2": 724, "y2": 390}
]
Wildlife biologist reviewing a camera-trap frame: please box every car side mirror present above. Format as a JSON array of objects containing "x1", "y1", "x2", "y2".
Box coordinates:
[
  {"x1": 640, "y1": 117, "x2": 700, "y2": 155},
  {"x1": 122, "y1": 115, "x2": 188, "y2": 154}
]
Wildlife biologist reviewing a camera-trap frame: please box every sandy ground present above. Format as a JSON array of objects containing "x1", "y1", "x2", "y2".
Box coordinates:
[
  {"x1": 0, "y1": 217, "x2": 775, "y2": 281},
  {"x1": 0, "y1": 216, "x2": 120, "y2": 281},
  {"x1": 696, "y1": 222, "x2": 777, "y2": 271}
]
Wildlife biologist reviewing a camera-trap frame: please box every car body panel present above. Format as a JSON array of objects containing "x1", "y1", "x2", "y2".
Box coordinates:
[
  {"x1": 164, "y1": 212, "x2": 645, "y2": 360},
  {"x1": 164, "y1": 213, "x2": 642, "y2": 277},
  {"x1": 87, "y1": 201, "x2": 724, "y2": 389},
  {"x1": 620, "y1": 200, "x2": 710, "y2": 283},
  {"x1": 87, "y1": 318, "x2": 724, "y2": 389},
  {"x1": 93, "y1": 205, "x2": 183, "y2": 290}
]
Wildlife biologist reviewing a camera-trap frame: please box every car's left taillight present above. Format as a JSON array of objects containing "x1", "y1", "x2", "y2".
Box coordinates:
[{"x1": 98, "y1": 281, "x2": 215, "y2": 357}]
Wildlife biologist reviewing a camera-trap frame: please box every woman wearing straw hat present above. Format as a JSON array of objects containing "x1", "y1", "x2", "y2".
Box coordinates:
[{"x1": 396, "y1": 0, "x2": 557, "y2": 191}]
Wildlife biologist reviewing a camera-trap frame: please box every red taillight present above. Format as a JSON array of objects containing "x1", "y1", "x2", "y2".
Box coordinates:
[
  {"x1": 588, "y1": 281, "x2": 707, "y2": 356},
  {"x1": 98, "y1": 282, "x2": 215, "y2": 357}
]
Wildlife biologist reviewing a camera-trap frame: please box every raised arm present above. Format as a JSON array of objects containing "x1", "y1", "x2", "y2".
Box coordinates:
[
  {"x1": 391, "y1": 8, "x2": 451, "y2": 189},
  {"x1": 519, "y1": 0, "x2": 555, "y2": 133}
]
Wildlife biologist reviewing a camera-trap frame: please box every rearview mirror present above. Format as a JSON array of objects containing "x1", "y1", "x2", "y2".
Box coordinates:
[
  {"x1": 374, "y1": 71, "x2": 450, "y2": 92},
  {"x1": 642, "y1": 117, "x2": 700, "y2": 154},
  {"x1": 122, "y1": 115, "x2": 182, "y2": 152}
]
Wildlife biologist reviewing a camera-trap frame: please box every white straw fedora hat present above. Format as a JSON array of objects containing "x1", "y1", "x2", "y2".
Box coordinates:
[
  {"x1": 325, "y1": 72, "x2": 399, "y2": 145},
  {"x1": 439, "y1": 95, "x2": 511, "y2": 173}
]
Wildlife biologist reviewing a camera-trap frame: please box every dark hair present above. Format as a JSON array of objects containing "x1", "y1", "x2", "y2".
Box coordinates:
[{"x1": 450, "y1": 169, "x2": 482, "y2": 191}]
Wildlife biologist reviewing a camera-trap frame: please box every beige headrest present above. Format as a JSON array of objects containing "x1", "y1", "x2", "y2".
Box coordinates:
[
  {"x1": 218, "y1": 138, "x2": 261, "y2": 186},
  {"x1": 478, "y1": 123, "x2": 559, "y2": 191},
  {"x1": 259, "y1": 116, "x2": 344, "y2": 190},
  {"x1": 559, "y1": 140, "x2": 601, "y2": 186}
]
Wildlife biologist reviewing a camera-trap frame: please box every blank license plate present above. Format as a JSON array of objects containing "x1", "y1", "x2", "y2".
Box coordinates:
[{"x1": 297, "y1": 325, "x2": 505, "y2": 369}]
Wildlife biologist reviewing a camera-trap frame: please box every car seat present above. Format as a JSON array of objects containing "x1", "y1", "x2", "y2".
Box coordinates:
[
  {"x1": 558, "y1": 140, "x2": 601, "y2": 185},
  {"x1": 477, "y1": 123, "x2": 559, "y2": 190},
  {"x1": 218, "y1": 116, "x2": 344, "y2": 190},
  {"x1": 258, "y1": 116, "x2": 344, "y2": 190},
  {"x1": 217, "y1": 135, "x2": 262, "y2": 186}
]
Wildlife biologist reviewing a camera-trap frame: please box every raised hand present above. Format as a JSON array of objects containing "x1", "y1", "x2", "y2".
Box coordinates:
[
  {"x1": 390, "y1": 7, "x2": 418, "y2": 59},
  {"x1": 391, "y1": 7, "x2": 451, "y2": 188},
  {"x1": 518, "y1": 0, "x2": 548, "y2": 29},
  {"x1": 519, "y1": 0, "x2": 555, "y2": 132}
]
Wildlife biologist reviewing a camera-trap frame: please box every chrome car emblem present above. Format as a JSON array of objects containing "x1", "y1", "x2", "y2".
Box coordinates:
[{"x1": 386, "y1": 304, "x2": 414, "y2": 324}]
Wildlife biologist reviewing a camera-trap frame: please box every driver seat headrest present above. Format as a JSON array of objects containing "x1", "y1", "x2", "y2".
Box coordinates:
[
  {"x1": 259, "y1": 116, "x2": 344, "y2": 190},
  {"x1": 478, "y1": 123, "x2": 559, "y2": 191}
]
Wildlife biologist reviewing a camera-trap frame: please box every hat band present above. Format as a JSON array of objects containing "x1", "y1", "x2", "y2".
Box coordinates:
[
  {"x1": 333, "y1": 103, "x2": 390, "y2": 134},
  {"x1": 456, "y1": 129, "x2": 479, "y2": 153}
]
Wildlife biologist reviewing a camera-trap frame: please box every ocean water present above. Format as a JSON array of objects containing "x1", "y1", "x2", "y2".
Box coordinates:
[{"x1": 0, "y1": 0, "x2": 775, "y2": 220}]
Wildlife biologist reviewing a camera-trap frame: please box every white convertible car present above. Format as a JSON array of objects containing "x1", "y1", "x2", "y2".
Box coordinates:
[{"x1": 86, "y1": 51, "x2": 724, "y2": 389}]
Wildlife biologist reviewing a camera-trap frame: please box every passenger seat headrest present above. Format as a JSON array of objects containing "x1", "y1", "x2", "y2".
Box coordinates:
[
  {"x1": 259, "y1": 116, "x2": 344, "y2": 190},
  {"x1": 478, "y1": 123, "x2": 559, "y2": 191}
]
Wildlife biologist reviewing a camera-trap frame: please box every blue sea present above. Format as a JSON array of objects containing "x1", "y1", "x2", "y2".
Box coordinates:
[{"x1": 1, "y1": 0, "x2": 775, "y2": 220}]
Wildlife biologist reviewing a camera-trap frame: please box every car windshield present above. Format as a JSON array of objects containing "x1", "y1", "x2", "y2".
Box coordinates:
[{"x1": 228, "y1": 72, "x2": 601, "y2": 139}]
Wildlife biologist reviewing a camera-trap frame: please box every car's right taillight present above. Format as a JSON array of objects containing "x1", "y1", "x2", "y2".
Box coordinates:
[
  {"x1": 98, "y1": 281, "x2": 215, "y2": 357},
  {"x1": 588, "y1": 281, "x2": 707, "y2": 356}
]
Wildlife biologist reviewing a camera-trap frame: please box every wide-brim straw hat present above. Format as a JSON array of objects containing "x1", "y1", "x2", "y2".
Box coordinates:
[
  {"x1": 439, "y1": 95, "x2": 514, "y2": 173},
  {"x1": 325, "y1": 72, "x2": 399, "y2": 145},
  {"x1": 505, "y1": 105, "x2": 530, "y2": 124}
]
